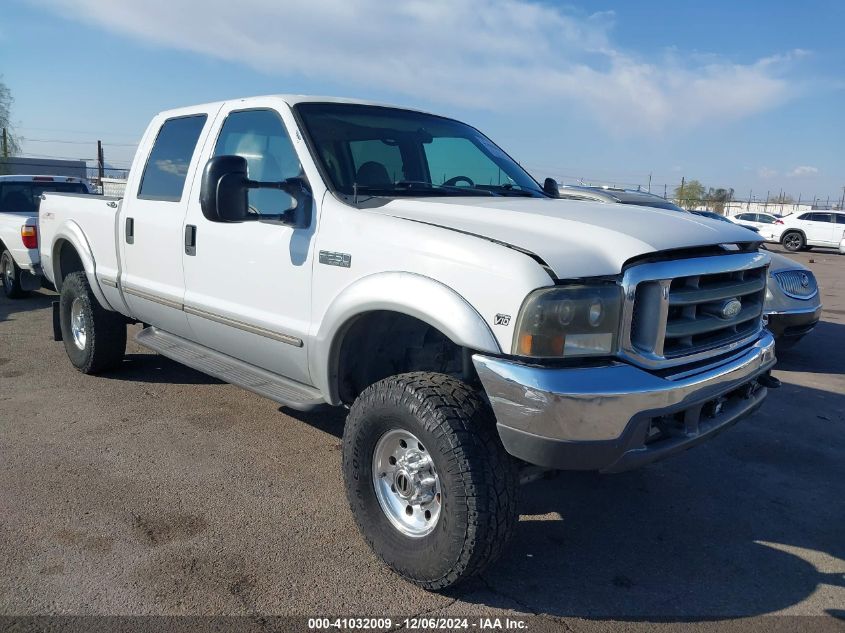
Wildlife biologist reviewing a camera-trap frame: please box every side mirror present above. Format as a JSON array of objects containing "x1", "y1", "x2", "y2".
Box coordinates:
[
  {"x1": 543, "y1": 178, "x2": 560, "y2": 198},
  {"x1": 200, "y1": 155, "x2": 249, "y2": 222},
  {"x1": 200, "y1": 154, "x2": 312, "y2": 228}
]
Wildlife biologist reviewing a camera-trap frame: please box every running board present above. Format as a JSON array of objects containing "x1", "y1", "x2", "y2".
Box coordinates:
[{"x1": 135, "y1": 327, "x2": 325, "y2": 411}]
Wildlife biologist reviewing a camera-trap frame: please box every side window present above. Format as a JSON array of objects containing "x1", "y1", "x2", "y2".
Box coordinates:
[
  {"x1": 813, "y1": 213, "x2": 833, "y2": 223},
  {"x1": 138, "y1": 115, "x2": 207, "y2": 201},
  {"x1": 424, "y1": 137, "x2": 508, "y2": 186},
  {"x1": 836, "y1": 214, "x2": 845, "y2": 224},
  {"x1": 757, "y1": 215, "x2": 775, "y2": 224},
  {"x1": 214, "y1": 109, "x2": 302, "y2": 215},
  {"x1": 797, "y1": 213, "x2": 811, "y2": 221}
]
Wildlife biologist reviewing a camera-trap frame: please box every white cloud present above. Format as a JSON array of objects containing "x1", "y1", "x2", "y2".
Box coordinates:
[
  {"x1": 788, "y1": 165, "x2": 819, "y2": 177},
  {"x1": 32, "y1": 0, "x2": 805, "y2": 134},
  {"x1": 757, "y1": 167, "x2": 778, "y2": 179}
]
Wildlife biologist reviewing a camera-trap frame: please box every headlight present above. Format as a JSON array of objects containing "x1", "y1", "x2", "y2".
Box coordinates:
[{"x1": 512, "y1": 284, "x2": 623, "y2": 358}]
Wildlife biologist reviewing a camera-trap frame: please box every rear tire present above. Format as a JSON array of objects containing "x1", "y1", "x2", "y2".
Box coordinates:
[
  {"x1": 1, "y1": 248, "x2": 28, "y2": 299},
  {"x1": 59, "y1": 272, "x2": 126, "y2": 374},
  {"x1": 782, "y1": 231, "x2": 805, "y2": 252},
  {"x1": 343, "y1": 372, "x2": 518, "y2": 591}
]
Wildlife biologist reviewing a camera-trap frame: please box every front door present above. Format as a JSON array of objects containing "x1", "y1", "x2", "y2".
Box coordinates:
[{"x1": 181, "y1": 103, "x2": 316, "y2": 385}]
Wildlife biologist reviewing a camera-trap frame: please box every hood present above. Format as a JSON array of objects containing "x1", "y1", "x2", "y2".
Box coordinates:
[
  {"x1": 370, "y1": 197, "x2": 761, "y2": 278},
  {"x1": 767, "y1": 251, "x2": 809, "y2": 273}
]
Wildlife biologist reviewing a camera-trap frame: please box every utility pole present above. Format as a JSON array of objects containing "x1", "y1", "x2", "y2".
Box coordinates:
[
  {"x1": 747, "y1": 190, "x2": 752, "y2": 211},
  {"x1": 647, "y1": 173, "x2": 652, "y2": 192},
  {"x1": 679, "y1": 176, "x2": 685, "y2": 207},
  {"x1": 663, "y1": 183, "x2": 667, "y2": 199},
  {"x1": 840, "y1": 186, "x2": 845, "y2": 210},
  {"x1": 97, "y1": 140, "x2": 104, "y2": 185},
  {"x1": 2, "y1": 127, "x2": 7, "y2": 159}
]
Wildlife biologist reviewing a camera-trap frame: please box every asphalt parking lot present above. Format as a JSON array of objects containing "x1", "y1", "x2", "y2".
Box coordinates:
[{"x1": 1, "y1": 245, "x2": 843, "y2": 630}]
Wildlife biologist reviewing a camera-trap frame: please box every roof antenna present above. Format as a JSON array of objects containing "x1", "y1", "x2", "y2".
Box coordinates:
[{"x1": 353, "y1": 182, "x2": 358, "y2": 205}]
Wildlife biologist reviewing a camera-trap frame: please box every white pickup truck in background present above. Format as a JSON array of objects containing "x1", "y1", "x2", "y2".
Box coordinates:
[
  {"x1": 0, "y1": 175, "x2": 92, "y2": 298},
  {"x1": 38, "y1": 95, "x2": 779, "y2": 590}
]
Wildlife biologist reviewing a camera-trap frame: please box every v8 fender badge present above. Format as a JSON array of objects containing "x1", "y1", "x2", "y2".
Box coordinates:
[{"x1": 494, "y1": 314, "x2": 511, "y2": 326}]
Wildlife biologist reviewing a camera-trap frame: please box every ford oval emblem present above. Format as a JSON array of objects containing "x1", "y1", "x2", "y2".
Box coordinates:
[
  {"x1": 721, "y1": 299, "x2": 742, "y2": 319},
  {"x1": 800, "y1": 273, "x2": 810, "y2": 288}
]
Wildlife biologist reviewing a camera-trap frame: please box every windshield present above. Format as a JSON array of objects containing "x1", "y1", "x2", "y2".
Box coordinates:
[
  {"x1": 295, "y1": 103, "x2": 545, "y2": 199},
  {"x1": 0, "y1": 181, "x2": 88, "y2": 213}
]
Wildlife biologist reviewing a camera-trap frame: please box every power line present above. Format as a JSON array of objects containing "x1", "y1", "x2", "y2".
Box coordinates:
[
  {"x1": 22, "y1": 137, "x2": 139, "y2": 147},
  {"x1": 16, "y1": 125, "x2": 142, "y2": 138}
]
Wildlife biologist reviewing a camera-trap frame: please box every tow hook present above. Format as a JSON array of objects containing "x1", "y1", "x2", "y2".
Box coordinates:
[{"x1": 757, "y1": 371, "x2": 781, "y2": 389}]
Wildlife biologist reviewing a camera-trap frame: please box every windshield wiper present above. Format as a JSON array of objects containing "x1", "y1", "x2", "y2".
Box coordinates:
[
  {"x1": 491, "y1": 183, "x2": 546, "y2": 197},
  {"x1": 394, "y1": 180, "x2": 496, "y2": 196}
]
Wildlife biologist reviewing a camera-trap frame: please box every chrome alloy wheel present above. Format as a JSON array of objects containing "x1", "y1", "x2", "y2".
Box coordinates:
[
  {"x1": 70, "y1": 297, "x2": 87, "y2": 350},
  {"x1": 1, "y1": 252, "x2": 13, "y2": 293},
  {"x1": 372, "y1": 429, "x2": 442, "y2": 537}
]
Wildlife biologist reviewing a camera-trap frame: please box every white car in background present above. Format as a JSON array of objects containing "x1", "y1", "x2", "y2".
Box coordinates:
[
  {"x1": 777, "y1": 211, "x2": 845, "y2": 252},
  {"x1": 731, "y1": 212, "x2": 783, "y2": 240},
  {"x1": 0, "y1": 175, "x2": 93, "y2": 298}
]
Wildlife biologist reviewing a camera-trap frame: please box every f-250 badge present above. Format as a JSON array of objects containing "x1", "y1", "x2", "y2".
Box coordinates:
[{"x1": 494, "y1": 314, "x2": 511, "y2": 326}]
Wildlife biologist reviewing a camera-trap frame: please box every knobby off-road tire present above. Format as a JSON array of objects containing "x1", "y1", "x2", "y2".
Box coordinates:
[
  {"x1": 1, "y1": 248, "x2": 28, "y2": 299},
  {"x1": 343, "y1": 372, "x2": 519, "y2": 591},
  {"x1": 59, "y1": 272, "x2": 126, "y2": 374}
]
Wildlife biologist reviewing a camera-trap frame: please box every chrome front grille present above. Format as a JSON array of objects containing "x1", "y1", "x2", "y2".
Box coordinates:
[
  {"x1": 621, "y1": 251, "x2": 770, "y2": 369},
  {"x1": 773, "y1": 270, "x2": 818, "y2": 300}
]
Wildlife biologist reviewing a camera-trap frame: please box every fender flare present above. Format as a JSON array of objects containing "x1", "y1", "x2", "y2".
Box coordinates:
[
  {"x1": 310, "y1": 271, "x2": 501, "y2": 404},
  {"x1": 49, "y1": 221, "x2": 114, "y2": 311}
]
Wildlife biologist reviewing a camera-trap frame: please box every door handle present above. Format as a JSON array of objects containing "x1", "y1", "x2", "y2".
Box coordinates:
[
  {"x1": 184, "y1": 224, "x2": 197, "y2": 256},
  {"x1": 125, "y1": 217, "x2": 134, "y2": 244}
]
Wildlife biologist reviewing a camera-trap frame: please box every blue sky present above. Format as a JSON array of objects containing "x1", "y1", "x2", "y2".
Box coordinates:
[{"x1": 2, "y1": 0, "x2": 843, "y2": 202}]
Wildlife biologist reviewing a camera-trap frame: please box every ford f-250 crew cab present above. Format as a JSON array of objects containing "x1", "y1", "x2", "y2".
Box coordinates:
[
  {"x1": 39, "y1": 95, "x2": 778, "y2": 590},
  {"x1": 0, "y1": 175, "x2": 92, "y2": 298}
]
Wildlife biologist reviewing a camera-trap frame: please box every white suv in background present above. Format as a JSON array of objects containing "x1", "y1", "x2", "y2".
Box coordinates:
[
  {"x1": 778, "y1": 211, "x2": 845, "y2": 252},
  {"x1": 731, "y1": 212, "x2": 783, "y2": 240}
]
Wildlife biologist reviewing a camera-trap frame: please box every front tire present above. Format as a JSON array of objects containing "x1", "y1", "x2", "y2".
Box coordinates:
[
  {"x1": 1, "y1": 248, "x2": 28, "y2": 299},
  {"x1": 59, "y1": 272, "x2": 126, "y2": 374},
  {"x1": 343, "y1": 372, "x2": 518, "y2": 591},
  {"x1": 782, "y1": 231, "x2": 805, "y2": 252}
]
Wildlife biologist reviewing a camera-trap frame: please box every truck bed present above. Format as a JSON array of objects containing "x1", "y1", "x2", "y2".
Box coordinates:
[{"x1": 38, "y1": 193, "x2": 122, "y2": 289}]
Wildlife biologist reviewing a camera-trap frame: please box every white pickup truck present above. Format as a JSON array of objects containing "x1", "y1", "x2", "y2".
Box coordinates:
[
  {"x1": 0, "y1": 175, "x2": 92, "y2": 298},
  {"x1": 39, "y1": 95, "x2": 778, "y2": 590}
]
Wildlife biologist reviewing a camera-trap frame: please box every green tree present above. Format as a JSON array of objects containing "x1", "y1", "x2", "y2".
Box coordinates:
[
  {"x1": 706, "y1": 187, "x2": 734, "y2": 214},
  {"x1": 674, "y1": 179, "x2": 705, "y2": 210},
  {"x1": 1, "y1": 77, "x2": 21, "y2": 173}
]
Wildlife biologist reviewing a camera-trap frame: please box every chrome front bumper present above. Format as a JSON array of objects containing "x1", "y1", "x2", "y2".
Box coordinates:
[{"x1": 473, "y1": 332, "x2": 777, "y2": 473}]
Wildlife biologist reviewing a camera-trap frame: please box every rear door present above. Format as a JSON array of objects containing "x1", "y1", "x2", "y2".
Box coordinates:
[
  {"x1": 803, "y1": 213, "x2": 836, "y2": 245},
  {"x1": 836, "y1": 214, "x2": 845, "y2": 244},
  {"x1": 118, "y1": 107, "x2": 220, "y2": 337}
]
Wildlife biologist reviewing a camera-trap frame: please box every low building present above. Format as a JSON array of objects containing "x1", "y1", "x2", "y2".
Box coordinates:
[{"x1": 0, "y1": 157, "x2": 88, "y2": 179}]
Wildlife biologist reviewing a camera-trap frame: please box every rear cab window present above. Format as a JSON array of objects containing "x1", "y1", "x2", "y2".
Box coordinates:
[{"x1": 138, "y1": 115, "x2": 208, "y2": 202}]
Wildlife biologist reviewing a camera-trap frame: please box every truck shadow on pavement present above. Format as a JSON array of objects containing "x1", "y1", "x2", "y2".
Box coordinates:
[
  {"x1": 774, "y1": 320, "x2": 845, "y2": 375},
  {"x1": 454, "y1": 379, "x2": 845, "y2": 619},
  {"x1": 0, "y1": 290, "x2": 55, "y2": 323},
  {"x1": 108, "y1": 354, "x2": 224, "y2": 385}
]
